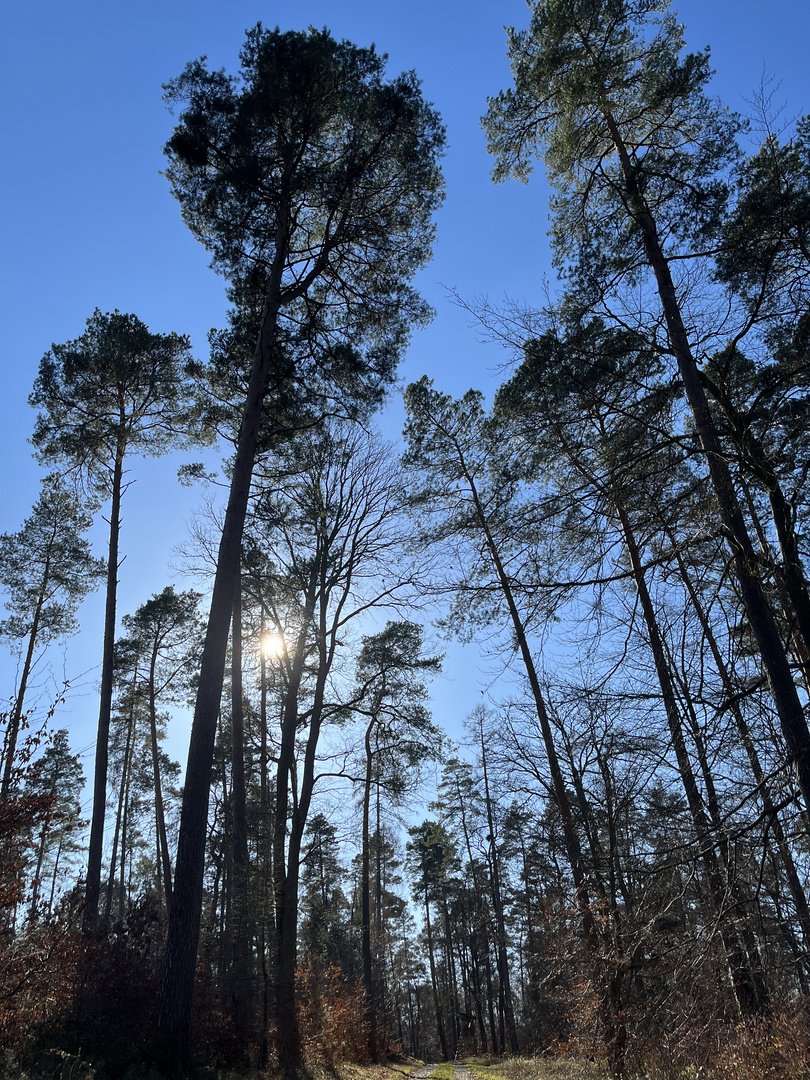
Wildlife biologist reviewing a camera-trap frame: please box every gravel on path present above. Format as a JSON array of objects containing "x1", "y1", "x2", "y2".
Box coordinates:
[{"x1": 409, "y1": 1065, "x2": 476, "y2": 1080}]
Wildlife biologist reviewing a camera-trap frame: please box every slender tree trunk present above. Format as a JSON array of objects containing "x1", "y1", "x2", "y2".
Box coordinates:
[
  {"x1": 702, "y1": 371, "x2": 810, "y2": 680},
  {"x1": 157, "y1": 213, "x2": 289, "y2": 1053},
  {"x1": 361, "y1": 718, "x2": 380, "y2": 1060},
  {"x1": 148, "y1": 643, "x2": 173, "y2": 918},
  {"x1": 738, "y1": 474, "x2": 810, "y2": 693},
  {"x1": 614, "y1": 491, "x2": 765, "y2": 1015},
  {"x1": 119, "y1": 695, "x2": 135, "y2": 920},
  {"x1": 259, "y1": 623, "x2": 272, "y2": 1069},
  {"x1": 105, "y1": 682, "x2": 136, "y2": 921},
  {"x1": 479, "y1": 722, "x2": 519, "y2": 1054},
  {"x1": 277, "y1": 589, "x2": 336, "y2": 1079},
  {"x1": 29, "y1": 803, "x2": 53, "y2": 920},
  {"x1": 451, "y1": 773, "x2": 491, "y2": 1055},
  {"x1": 229, "y1": 579, "x2": 251, "y2": 1054},
  {"x1": 424, "y1": 886, "x2": 449, "y2": 1060},
  {"x1": 605, "y1": 109, "x2": 810, "y2": 820},
  {"x1": 85, "y1": 435, "x2": 126, "y2": 926},
  {"x1": 669, "y1": 532, "x2": 810, "y2": 962},
  {"x1": 48, "y1": 837, "x2": 63, "y2": 918},
  {"x1": 456, "y1": 456, "x2": 632, "y2": 1061},
  {"x1": 1, "y1": 567, "x2": 48, "y2": 799},
  {"x1": 483, "y1": 943, "x2": 499, "y2": 1056}
]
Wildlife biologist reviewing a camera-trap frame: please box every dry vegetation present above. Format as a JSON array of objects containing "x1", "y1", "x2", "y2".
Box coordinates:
[{"x1": 462, "y1": 1058, "x2": 606, "y2": 1080}]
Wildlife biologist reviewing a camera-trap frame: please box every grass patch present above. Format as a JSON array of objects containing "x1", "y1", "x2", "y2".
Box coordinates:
[
  {"x1": 427, "y1": 1066, "x2": 456, "y2": 1080},
  {"x1": 461, "y1": 1057, "x2": 607, "y2": 1080}
]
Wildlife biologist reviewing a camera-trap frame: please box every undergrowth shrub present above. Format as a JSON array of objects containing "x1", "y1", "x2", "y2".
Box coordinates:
[{"x1": 297, "y1": 959, "x2": 371, "y2": 1064}]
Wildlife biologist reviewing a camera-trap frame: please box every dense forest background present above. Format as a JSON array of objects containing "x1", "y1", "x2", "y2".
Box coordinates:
[{"x1": 3, "y1": 1, "x2": 810, "y2": 1078}]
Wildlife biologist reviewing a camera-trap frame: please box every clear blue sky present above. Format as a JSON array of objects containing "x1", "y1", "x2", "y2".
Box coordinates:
[{"x1": 1, "y1": 0, "x2": 809, "y2": 780}]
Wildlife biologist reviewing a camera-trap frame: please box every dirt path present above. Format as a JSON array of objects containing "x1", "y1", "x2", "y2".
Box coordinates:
[{"x1": 410, "y1": 1067, "x2": 475, "y2": 1080}]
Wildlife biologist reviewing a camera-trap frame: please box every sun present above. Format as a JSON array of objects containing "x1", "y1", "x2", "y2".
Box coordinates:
[{"x1": 260, "y1": 630, "x2": 287, "y2": 661}]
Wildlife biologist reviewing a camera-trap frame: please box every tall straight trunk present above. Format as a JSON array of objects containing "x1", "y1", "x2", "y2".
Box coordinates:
[
  {"x1": 119, "y1": 697, "x2": 136, "y2": 920},
  {"x1": 424, "y1": 886, "x2": 449, "y2": 1060},
  {"x1": 455, "y1": 910, "x2": 475, "y2": 1053},
  {"x1": 453, "y1": 453, "x2": 627, "y2": 1069},
  {"x1": 450, "y1": 772, "x2": 491, "y2": 1055},
  {"x1": 479, "y1": 724, "x2": 519, "y2": 1054},
  {"x1": 259, "y1": 626, "x2": 272, "y2": 1069},
  {"x1": 105, "y1": 682, "x2": 136, "y2": 920},
  {"x1": 29, "y1": 803, "x2": 53, "y2": 920},
  {"x1": 271, "y1": 581, "x2": 319, "y2": 1080},
  {"x1": 157, "y1": 214, "x2": 289, "y2": 1050},
  {"x1": 483, "y1": 943, "x2": 499, "y2": 1056},
  {"x1": 375, "y1": 782, "x2": 384, "y2": 938},
  {"x1": 361, "y1": 719, "x2": 380, "y2": 1059},
  {"x1": 85, "y1": 434, "x2": 126, "y2": 926},
  {"x1": 273, "y1": 558, "x2": 330, "y2": 1080},
  {"x1": 47, "y1": 837, "x2": 63, "y2": 918},
  {"x1": 441, "y1": 890, "x2": 461, "y2": 1057},
  {"x1": 220, "y1": 725, "x2": 233, "y2": 1003},
  {"x1": 605, "y1": 110, "x2": 810, "y2": 820},
  {"x1": 468, "y1": 929, "x2": 488, "y2": 1054},
  {"x1": 229, "y1": 580, "x2": 251, "y2": 1052},
  {"x1": 148, "y1": 643, "x2": 173, "y2": 918}
]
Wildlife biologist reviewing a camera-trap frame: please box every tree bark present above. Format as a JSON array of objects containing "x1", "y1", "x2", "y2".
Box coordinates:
[
  {"x1": 85, "y1": 434, "x2": 126, "y2": 926},
  {"x1": 361, "y1": 719, "x2": 380, "y2": 1060},
  {"x1": 148, "y1": 640, "x2": 173, "y2": 918},
  {"x1": 157, "y1": 211, "x2": 288, "y2": 1055}
]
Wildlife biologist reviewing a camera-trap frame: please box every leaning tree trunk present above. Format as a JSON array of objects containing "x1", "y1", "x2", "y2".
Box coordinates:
[
  {"x1": 1, "y1": 563, "x2": 48, "y2": 799},
  {"x1": 455, "y1": 451, "x2": 627, "y2": 1071},
  {"x1": 85, "y1": 432, "x2": 126, "y2": 927},
  {"x1": 668, "y1": 530, "x2": 810, "y2": 960},
  {"x1": 701, "y1": 371, "x2": 810, "y2": 683},
  {"x1": 604, "y1": 109, "x2": 810, "y2": 821},
  {"x1": 157, "y1": 211, "x2": 289, "y2": 1059},
  {"x1": 614, "y1": 490, "x2": 766, "y2": 1015}
]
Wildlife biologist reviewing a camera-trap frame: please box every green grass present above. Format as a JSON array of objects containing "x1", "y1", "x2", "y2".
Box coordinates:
[
  {"x1": 460, "y1": 1057, "x2": 608, "y2": 1080},
  {"x1": 426, "y1": 1065, "x2": 456, "y2": 1080}
]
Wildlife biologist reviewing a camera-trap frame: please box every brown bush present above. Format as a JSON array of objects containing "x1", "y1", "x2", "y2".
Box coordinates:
[{"x1": 297, "y1": 959, "x2": 371, "y2": 1065}]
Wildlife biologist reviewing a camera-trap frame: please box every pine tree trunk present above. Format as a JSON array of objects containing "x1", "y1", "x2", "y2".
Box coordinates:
[
  {"x1": 157, "y1": 220, "x2": 289, "y2": 1055},
  {"x1": 106, "y1": 683, "x2": 135, "y2": 921},
  {"x1": 479, "y1": 724, "x2": 519, "y2": 1054},
  {"x1": 604, "y1": 110, "x2": 810, "y2": 820},
  {"x1": 361, "y1": 719, "x2": 379, "y2": 1060},
  {"x1": 424, "y1": 885, "x2": 449, "y2": 1060},
  {"x1": 148, "y1": 642, "x2": 173, "y2": 918},
  {"x1": 229, "y1": 580, "x2": 251, "y2": 1056},
  {"x1": 85, "y1": 435, "x2": 126, "y2": 926}
]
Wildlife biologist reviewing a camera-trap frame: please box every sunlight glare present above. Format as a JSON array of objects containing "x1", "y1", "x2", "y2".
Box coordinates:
[{"x1": 260, "y1": 630, "x2": 286, "y2": 661}]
